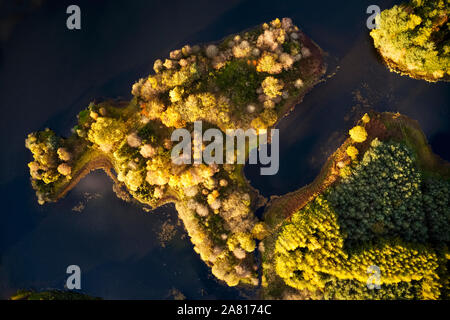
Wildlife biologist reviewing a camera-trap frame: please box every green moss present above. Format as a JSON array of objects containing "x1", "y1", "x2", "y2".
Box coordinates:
[
  {"x1": 77, "y1": 109, "x2": 90, "y2": 126},
  {"x1": 214, "y1": 59, "x2": 264, "y2": 107}
]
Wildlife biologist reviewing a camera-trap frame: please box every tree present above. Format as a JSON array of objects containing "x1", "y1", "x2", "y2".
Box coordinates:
[
  {"x1": 346, "y1": 145, "x2": 359, "y2": 159},
  {"x1": 57, "y1": 163, "x2": 72, "y2": 176},
  {"x1": 169, "y1": 86, "x2": 184, "y2": 103},
  {"x1": 362, "y1": 113, "x2": 370, "y2": 124},
  {"x1": 87, "y1": 117, "x2": 128, "y2": 153},
  {"x1": 257, "y1": 52, "x2": 283, "y2": 74},
  {"x1": 160, "y1": 107, "x2": 186, "y2": 128},
  {"x1": 25, "y1": 130, "x2": 63, "y2": 184},
  {"x1": 349, "y1": 125, "x2": 367, "y2": 143},
  {"x1": 274, "y1": 139, "x2": 448, "y2": 299},
  {"x1": 262, "y1": 76, "x2": 284, "y2": 98},
  {"x1": 370, "y1": 0, "x2": 449, "y2": 81}
]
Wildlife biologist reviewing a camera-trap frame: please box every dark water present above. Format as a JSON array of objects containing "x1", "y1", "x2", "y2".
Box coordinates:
[{"x1": 0, "y1": 0, "x2": 448, "y2": 299}]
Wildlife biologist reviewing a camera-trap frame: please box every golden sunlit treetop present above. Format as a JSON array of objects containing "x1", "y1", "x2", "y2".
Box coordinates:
[{"x1": 349, "y1": 125, "x2": 368, "y2": 143}]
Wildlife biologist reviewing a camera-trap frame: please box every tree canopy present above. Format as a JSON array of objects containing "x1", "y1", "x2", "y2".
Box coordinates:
[
  {"x1": 274, "y1": 139, "x2": 449, "y2": 299},
  {"x1": 370, "y1": 0, "x2": 449, "y2": 81}
]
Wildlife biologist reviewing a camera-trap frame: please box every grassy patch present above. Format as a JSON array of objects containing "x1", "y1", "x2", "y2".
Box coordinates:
[{"x1": 214, "y1": 59, "x2": 264, "y2": 107}]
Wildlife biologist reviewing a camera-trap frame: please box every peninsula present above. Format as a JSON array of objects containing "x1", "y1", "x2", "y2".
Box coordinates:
[{"x1": 261, "y1": 111, "x2": 450, "y2": 300}]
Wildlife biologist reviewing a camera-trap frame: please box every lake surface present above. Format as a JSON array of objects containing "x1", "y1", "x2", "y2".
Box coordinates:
[{"x1": 0, "y1": 0, "x2": 448, "y2": 299}]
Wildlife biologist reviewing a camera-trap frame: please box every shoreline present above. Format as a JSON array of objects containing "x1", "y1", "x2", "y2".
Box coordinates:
[
  {"x1": 50, "y1": 154, "x2": 118, "y2": 202},
  {"x1": 377, "y1": 49, "x2": 449, "y2": 83}
]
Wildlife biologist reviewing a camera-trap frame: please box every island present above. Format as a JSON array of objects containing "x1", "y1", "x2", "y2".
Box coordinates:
[
  {"x1": 25, "y1": 18, "x2": 326, "y2": 288},
  {"x1": 370, "y1": 0, "x2": 449, "y2": 82},
  {"x1": 261, "y1": 111, "x2": 450, "y2": 299}
]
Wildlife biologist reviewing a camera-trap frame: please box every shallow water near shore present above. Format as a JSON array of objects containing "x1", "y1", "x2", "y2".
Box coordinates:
[{"x1": 0, "y1": 0, "x2": 448, "y2": 299}]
